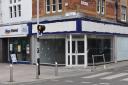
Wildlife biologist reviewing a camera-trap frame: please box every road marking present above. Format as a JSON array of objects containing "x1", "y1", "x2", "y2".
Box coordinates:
[
  {"x1": 65, "y1": 80, "x2": 73, "y2": 83},
  {"x1": 92, "y1": 84, "x2": 98, "y2": 85},
  {"x1": 101, "y1": 73, "x2": 128, "y2": 80},
  {"x1": 99, "y1": 83, "x2": 110, "y2": 85},
  {"x1": 51, "y1": 80, "x2": 59, "y2": 82},
  {"x1": 121, "y1": 78, "x2": 128, "y2": 81},
  {"x1": 81, "y1": 72, "x2": 112, "y2": 78},
  {"x1": 81, "y1": 81, "x2": 92, "y2": 84}
]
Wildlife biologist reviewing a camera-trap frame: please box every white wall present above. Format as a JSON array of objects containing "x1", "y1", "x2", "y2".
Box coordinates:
[
  {"x1": 116, "y1": 37, "x2": 128, "y2": 61},
  {"x1": 1, "y1": 0, "x2": 32, "y2": 24},
  {"x1": 0, "y1": 0, "x2": 2, "y2": 23},
  {"x1": 32, "y1": 21, "x2": 76, "y2": 33},
  {"x1": 82, "y1": 21, "x2": 128, "y2": 34}
]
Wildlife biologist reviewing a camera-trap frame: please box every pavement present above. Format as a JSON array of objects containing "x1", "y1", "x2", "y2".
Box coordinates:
[{"x1": 0, "y1": 61, "x2": 128, "y2": 84}]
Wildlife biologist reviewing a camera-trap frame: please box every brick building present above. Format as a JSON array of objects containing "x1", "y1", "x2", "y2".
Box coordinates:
[
  {"x1": 0, "y1": 0, "x2": 127, "y2": 66},
  {"x1": 30, "y1": 0, "x2": 128, "y2": 67}
]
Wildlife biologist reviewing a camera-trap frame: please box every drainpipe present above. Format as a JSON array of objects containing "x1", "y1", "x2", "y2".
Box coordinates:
[{"x1": 115, "y1": 0, "x2": 118, "y2": 22}]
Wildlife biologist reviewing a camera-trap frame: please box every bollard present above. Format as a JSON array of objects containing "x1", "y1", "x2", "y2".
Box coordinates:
[
  {"x1": 10, "y1": 64, "x2": 13, "y2": 82},
  {"x1": 37, "y1": 58, "x2": 40, "y2": 75},
  {"x1": 103, "y1": 54, "x2": 106, "y2": 69},
  {"x1": 92, "y1": 55, "x2": 95, "y2": 71},
  {"x1": 36, "y1": 63, "x2": 39, "y2": 79},
  {"x1": 55, "y1": 62, "x2": 58, "y2": 76}
]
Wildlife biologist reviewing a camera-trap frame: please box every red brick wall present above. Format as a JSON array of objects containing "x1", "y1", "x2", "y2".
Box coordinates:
[
  {"x1": 32, "y1": 0, "x2": 128, "y2": 22},
  {"x1": 105, "y1": 0, "x2": 115, "y2": 19},
  {"x1": 32, "y1": 0, "x2": 37, "y2": 18},
  {"x1": 79, "y1": 0, "x2": 97, "y2": 16},
  {"x1": 32, "y1": 0, "x2": 45, "y2": 18}
]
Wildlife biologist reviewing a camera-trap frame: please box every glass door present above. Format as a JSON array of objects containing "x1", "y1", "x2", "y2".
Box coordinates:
[
  {"x1": 77, "y1": 41, "x2": 85, "y2": 65},
  {"x1": 67, "y1": 40, "x2": 85, "y2": 66}
]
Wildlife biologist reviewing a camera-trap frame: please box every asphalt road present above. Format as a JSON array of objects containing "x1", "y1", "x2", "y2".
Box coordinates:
[{"x1": 14, "y1": 66, "x2": 128, "y2": 85}]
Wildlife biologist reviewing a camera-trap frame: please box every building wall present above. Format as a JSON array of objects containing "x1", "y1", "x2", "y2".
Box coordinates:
[
  {"x1": 0, "y1": 39, "x2": 2, "y2": 62},
  {"x1": 116, "y1": 0, "x2": 128, "y2": 22},
  {"x1": 1, "y1": 0, "x2": 32, "y2": 24},
  {"x1": 116, "y1": 36, "x2": 128, "y2": 61},
  {"x1": 105, "y1": 0, "x2": 115, "y2": 19},
  {"x1": 0, "y1": 0, "x2": 2, "y2": 23},
  {"x1": 32, "y1": 0, "x2": 121, "y2": 20}
]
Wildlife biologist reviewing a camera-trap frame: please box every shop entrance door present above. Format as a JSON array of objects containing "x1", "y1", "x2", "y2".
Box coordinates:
[{"x1": 67, "y1": 40, "x2": 85, "y2": 66}]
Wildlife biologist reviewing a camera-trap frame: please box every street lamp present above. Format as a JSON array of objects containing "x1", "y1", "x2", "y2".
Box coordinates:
[
  {"x1": 36, "y1": 0, "x2": 40, "y2": 79},
  {"x1": 36, "y1": 0, "x2": 46, "y2": 79}
]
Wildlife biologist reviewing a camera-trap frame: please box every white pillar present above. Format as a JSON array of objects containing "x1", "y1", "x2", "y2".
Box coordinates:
[
  {"x1": 113, "y1": 35, "x2": 117, "y2": 63},
  {"x1": 84, "y1": 34, "x2": 88, "y2": 67},
  {"x1": 65, "y1": 35, "x2": 68, "y2": 66},
  {"x1": 69, "y1": 34, "x2": 72, "y2": 66}
]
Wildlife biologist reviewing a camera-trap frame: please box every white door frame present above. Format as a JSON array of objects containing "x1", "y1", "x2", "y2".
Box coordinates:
[{"x1": 65, "y1": 34, "x2": 88, "y2": 67}]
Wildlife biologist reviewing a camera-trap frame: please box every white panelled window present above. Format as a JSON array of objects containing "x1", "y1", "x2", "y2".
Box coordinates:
[
  {"x1": 121, "y1": 6, "x2": 127, "y2": 21},
  {"x1": 45, "y1": 0, "x2": 63, "y2": 14},
  {"x1": 18, "y1": 4, "x2": 21, "y2": 16},
  {"x1": 9, "y1": 0, "x2": 22, "y2": 18},
  {"x1": 10, "y1": 0, "x2": 12, "y2": 4},
  {"x1": 97, "y1": 0, "x2": 105, "y2": 15},
  {"x1": 52, "y1": 0, "x2": 56, "y2": 13},
  {"x1": 13, "y1": 5, "x2": 17, "y2": 17},
  {"x1": 10, "y1": 0, "x2": 21, "y2": 4},
  {"x1": 58, "y1": 0, "x2": 62, "y2": 12},
  {"x1": 9, "y1": 7, "x2": 13, "y2": 18},
  {"x1": 101, "y1": 0, "x2": 105, "y2": 14},
  {"x1": 97, "y1": 0, "x2": 100, "y2": 14},
  {"x1": 46, "y1": 0, "x2": 50, "y2": 14},
  {"x1": 14, "y1": 0, "x2": 16, "y2": 3}
]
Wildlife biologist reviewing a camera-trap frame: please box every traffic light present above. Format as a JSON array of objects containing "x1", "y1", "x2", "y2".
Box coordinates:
[{"x1": 37, "y1": 25, "x2": 45, "y2": 34}]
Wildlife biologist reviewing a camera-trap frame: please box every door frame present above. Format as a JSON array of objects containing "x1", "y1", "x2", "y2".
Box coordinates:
[{"x1": 65, "y1": 34, "x2": 88, "y2": 67}]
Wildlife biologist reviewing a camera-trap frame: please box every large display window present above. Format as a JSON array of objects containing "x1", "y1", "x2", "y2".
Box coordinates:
[{"x1": 9, "y1": 37, "x2": 30, "y2": 63}]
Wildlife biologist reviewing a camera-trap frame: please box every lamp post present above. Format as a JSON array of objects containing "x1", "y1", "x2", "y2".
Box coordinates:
[
  {"x1": 36, "y1": 0, "x2": 40, "y2": 79},
  {"x1": 36, "y1": 0, "x2": 46, "y2": 79}
]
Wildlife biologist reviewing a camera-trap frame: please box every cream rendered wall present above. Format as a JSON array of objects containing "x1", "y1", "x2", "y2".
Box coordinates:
[{"x1": 1, "y1": 0, "x2": 32, "y2": 24}]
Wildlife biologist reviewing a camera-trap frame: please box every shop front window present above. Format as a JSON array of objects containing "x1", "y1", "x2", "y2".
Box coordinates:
[{"x1": 9, "y1": 37, "x2": 30, "y2": 62}]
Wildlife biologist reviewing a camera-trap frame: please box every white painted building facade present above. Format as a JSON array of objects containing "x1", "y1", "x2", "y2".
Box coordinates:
[
  {"x1": 0, "y1": 0, "x2": 32, "y2": 63},
  {"x1": 1, "y1": 0, "x2": 32, "y2": 24},
  {"x1": 31, "y1": 18, "x2": 128, "y2": 67}
]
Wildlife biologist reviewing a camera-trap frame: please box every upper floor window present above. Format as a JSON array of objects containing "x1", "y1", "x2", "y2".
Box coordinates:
[
  {"x1": 58, "y1": 0, "x2": 62, "y2": 12},
  {"x1": 97, "y1": 0, "x2": 105, "y2": 15},
  {"x1": 45, "y1": 0, "x2": 63, "y2": 14},
  {"x1": 18, "y1": 4, "x2": 21, "y2": 16},
  {"x1": 52, "y1": 0, "x2": 56, "y2": 13},
  {"x1": 10, "y1": 0, "x2": 12, "y2": 4},
  {"x1": 101, "y1": 0, "x2": 105, "y2": 14},
  {"x1": 46, "y1": 0, "x2": 50, "y2": 14},
  {"x1": 9, "y1": 7, "x2": 13, "y2": 18},
  {"x1": 9, "y1": 0, "x2": 22, "y2": 18},
  {"x1": 14, "y1": 0, "x2": 16, "y2": 3},
  {"x1": 97, "y1": 0, "x2": 100, "y2": 13},
  {"x1": 10, "y1": 0, "x2": 21, "y2": 4},
  {"x1": 13, "y1": 5, "x2": 17, "y2": 17},
  {"x1": 121, "y1": 6, "x2": 127, "y2": 21}
]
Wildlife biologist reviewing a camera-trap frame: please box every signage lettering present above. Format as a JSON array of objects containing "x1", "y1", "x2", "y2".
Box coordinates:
[
  {"x1": 5, "y1": 28, "x2": 18, "y2": 34},
  {"x1": 11, "y1": 29, "x2": 18, "y2": 32},
  {"x1": 81, "y1": 0, "x2": 88, "y2": 6}
]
